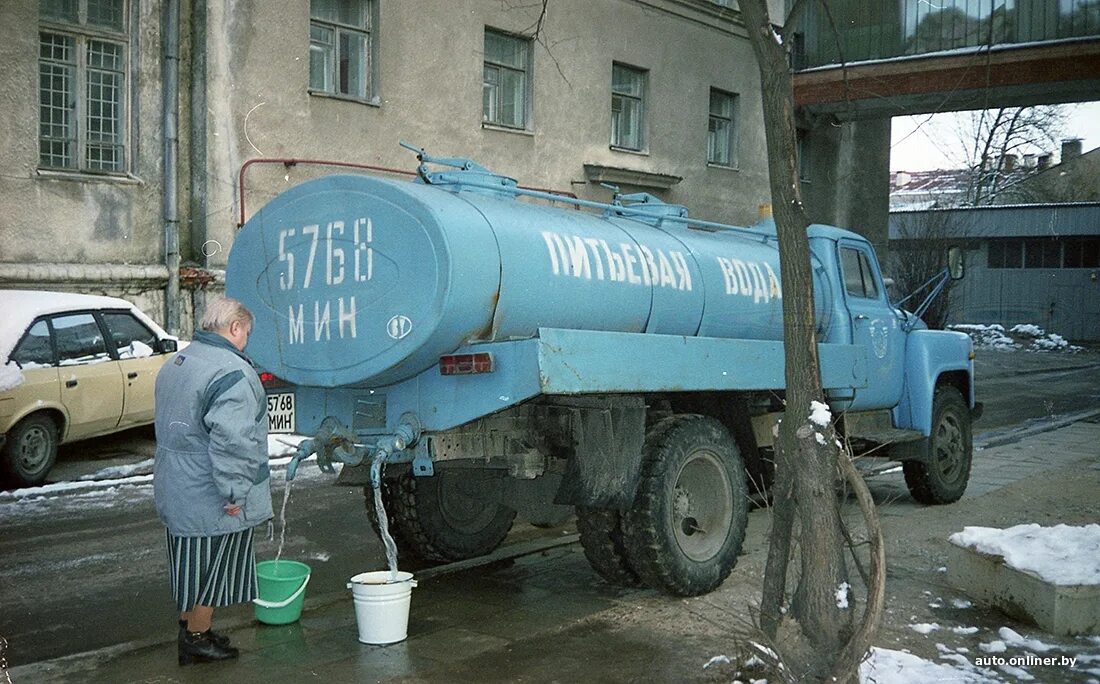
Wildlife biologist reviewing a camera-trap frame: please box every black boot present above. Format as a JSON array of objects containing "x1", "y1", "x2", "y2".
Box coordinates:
[
  {"x1": 178, "y1": 629, "x2": 239, "y2": 665},
  {"x1": 178, "y1": 620, "x2": 231, "y2": 648}
]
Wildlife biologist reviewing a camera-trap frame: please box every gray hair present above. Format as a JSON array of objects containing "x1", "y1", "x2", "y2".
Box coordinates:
[{"x1": 200, "y1": 297, "x2": 254, "y2": 332}]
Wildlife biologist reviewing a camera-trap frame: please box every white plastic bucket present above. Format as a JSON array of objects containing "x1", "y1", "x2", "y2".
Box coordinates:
[{"x1": 347, "y1": 570, "x2": 418, "y2": 645}]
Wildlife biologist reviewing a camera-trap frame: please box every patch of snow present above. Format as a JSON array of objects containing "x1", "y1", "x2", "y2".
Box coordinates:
[
  {"x1": 117, "y1": 340, "x2": 154, "y2": 359},
  {"x1": 998, "y1": 663, "x2": 1034, "y2": 681},
  {"x1": 836, "y1": 582, "x2": 850, "y2": 609},
  {"x1": 950, "y1": 323, "x2": 1018, "y2": 350},
  {"x1": 953, "y1": 626, "x2": 980, "y2": 635},
  {"x1": 910, "y1": 622, "x2": 941, "y2": 634},
  {"x1": 815, "y1": 432, "x2": 826, "y2": 445},
  {"x1": 949, "y1": 524, "x2": 1100, "y2": 586},
  {"x1": 703, "y1": 655, "x2": 730, "y2": 669},
  {"x1": 980, "y1": 640, "x2": 1007, "y2": 653},
  {"x1": 0, "y1": 360, "x2": 24, "y2": 392},
  {"x1": 997, "y1": 626, "x2": 1055, "y2": 653},
  {"x1": 952, "y1": 598, "x2": 973, "y2": 609},
  {"x1": 860, "y1": 647, "x2": 998, "y2": 683},
  {"x1": 1010, "y1": 324, "x2": 1045, "y2": 337},
  {"x1": 809, "y1": 400, "x2": 831, "y2": 428},
  {"x1": 77, "y1": 458, "x2": 155, "y2": 481}
]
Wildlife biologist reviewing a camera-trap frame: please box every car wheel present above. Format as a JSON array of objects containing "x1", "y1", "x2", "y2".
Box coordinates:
[{"x1": 2, "y1": 413, "x2": 59, "y2": 488}]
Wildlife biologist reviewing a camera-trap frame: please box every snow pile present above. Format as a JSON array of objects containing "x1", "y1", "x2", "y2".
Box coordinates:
[
  {"x1": 949, "y1": 323, "x2": 1084, "y2": 352},
  {"x1": 949, "y1": 523, "x2": 1100, "y2": 585},
  {"x1": 859, "y1": 647, "x2": 997, "y2": 683},
  {"x1": 1009, "y1": 324, "x2": 1083, "y2": 352},
  {"x1": 117, "y1": 340, "x2": 154, "y2": 359},
  {"x1": 949, "y1": 324, "x2": 1018, "y2": 350}
]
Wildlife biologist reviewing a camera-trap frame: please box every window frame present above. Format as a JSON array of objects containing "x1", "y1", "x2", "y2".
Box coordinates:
[
  {"x1": 840, "y1": 245, "x2": 882, "y2": 301},
  {"x1": 49, "y1": 311, "x2": 113, "y2": 366},
  {"x1": 707, "y1": 88, "x2": 738, "y2": 168},
  {"x1": 482, "y1": 28, "x2": 532, "y2": 131},
  {"x1": 610, "y1": 62, "x2": 648, "y2": 152},
  {"x1": 38, "y1": 0, "x2": 131, "y2": 175},
  {"x1": 308, "y1": 0, "x2": 377, "y2": 104},
  {"x1": 99, "y1": 309, "x2": 161, "y2": 358},
  {"x1": 10, "y1": 319, "x2": 60, "y2": 369}
]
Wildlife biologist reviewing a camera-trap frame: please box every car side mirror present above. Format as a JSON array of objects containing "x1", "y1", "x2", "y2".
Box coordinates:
[
  {"x1": 159, "y1": 338, "x2": 179, "y2": 353},
  {"x1": 948, "y1": 246, "x2": 965, "y2": 280}
]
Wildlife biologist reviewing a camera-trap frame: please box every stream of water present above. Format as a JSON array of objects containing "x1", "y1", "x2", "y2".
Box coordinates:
[
  {"x1": 273, "y1": 476, "x2": 292, "y2": 565},
  {"x1": 373, "y1": 483, "x2": 400, "y2": 581}
]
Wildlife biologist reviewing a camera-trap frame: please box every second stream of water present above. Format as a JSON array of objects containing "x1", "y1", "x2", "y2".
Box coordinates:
[{"x1": 272, "y1": 473, "x2": 401, "y2": 582}]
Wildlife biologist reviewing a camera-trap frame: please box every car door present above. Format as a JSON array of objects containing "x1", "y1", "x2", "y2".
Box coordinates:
[
  {"x1": 50, "y1": 312, "x2": 125, "y2": 441},
  {"x1": 838, "y1": 240, "x2": 905, "y2": 411},
  {"x1": 99, "y1": 310, "x2": 166, "y2": 427}
]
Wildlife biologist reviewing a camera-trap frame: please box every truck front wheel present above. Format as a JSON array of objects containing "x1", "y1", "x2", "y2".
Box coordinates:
[
  {"x1": 366, "y1": 470, "x2": 516, "y2": 563},
  {"x1": 903, "y1": 386, "x2": 972, "y2": 505},
  {"x1": 622, "y1": 415, "x2": 749, "y2": 597}
]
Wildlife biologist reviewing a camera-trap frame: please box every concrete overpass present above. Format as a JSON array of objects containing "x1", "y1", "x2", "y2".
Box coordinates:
[{"x1": 788, "y1": 0, "x2": 1100, "y2": 250}]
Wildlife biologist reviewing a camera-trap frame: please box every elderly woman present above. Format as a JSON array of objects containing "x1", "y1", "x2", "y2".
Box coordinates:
[{"x1": 153, "y1": 297, "x2": 273, "y2": 665}]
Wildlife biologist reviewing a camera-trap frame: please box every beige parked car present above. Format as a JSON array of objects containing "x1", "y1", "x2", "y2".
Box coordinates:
[{"x1": 0, "y1": 291, "x2": 179, "y2": 488}]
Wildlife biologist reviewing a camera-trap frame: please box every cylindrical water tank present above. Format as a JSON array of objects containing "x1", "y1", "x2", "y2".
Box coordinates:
[{"x1": 227, "y1": 174, "x2": 831, "y2": 388}]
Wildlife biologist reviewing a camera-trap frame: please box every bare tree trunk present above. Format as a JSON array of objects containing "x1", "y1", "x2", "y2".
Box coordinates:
[{"x1": 738, "y1": 0, "x2": 850, "y2": 673}]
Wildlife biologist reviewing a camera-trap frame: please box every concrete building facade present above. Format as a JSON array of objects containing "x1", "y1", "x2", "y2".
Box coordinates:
[{"x1": 0, "y1": 0, "x2": 784, "y2": 334}]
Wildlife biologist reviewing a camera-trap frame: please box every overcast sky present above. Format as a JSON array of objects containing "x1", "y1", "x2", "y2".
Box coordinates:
[{"x1": 890, "y1": 101, "x2": 1100, "y2": 172}]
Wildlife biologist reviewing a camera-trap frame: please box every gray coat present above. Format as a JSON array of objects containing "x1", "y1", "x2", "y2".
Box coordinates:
[{"x1": 153, "y1": 331, "x2": 273, "y2": 537}]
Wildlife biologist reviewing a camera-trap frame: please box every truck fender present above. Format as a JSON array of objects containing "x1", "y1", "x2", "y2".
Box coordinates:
[{"x1": 893, "y1": 329, "x2": 973, "y2": 436}]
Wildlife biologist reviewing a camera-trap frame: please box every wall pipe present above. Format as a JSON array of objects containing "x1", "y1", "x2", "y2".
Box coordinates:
[
  {"x1": 162, "y1": 0, "x2": 181, "y2": 333},
  {"x1": 189, "y1": 0, "x2": 209, "y2": 328}
]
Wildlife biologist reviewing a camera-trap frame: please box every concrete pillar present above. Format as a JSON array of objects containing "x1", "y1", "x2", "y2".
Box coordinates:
[{"x1": 800, "y1": 118, "x2": 892, "y2": 255}]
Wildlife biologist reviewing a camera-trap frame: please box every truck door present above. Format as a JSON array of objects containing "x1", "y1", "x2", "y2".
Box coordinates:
[{"x1": 838, "y1": 240, "x2": 905, "y2": 410}]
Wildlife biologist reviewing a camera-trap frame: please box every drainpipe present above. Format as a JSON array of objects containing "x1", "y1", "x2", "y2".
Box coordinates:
[
  {"x1": 190, "y1": 0, "x2": 209, "y2": 328},
  {"x1": 162, "y1": 0, "x2": 181, "y2": 334}
]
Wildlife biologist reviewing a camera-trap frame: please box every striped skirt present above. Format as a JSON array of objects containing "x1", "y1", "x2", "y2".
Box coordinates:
[{"x1": 165, "y1": 528, "x2": 258, "y2": 612}]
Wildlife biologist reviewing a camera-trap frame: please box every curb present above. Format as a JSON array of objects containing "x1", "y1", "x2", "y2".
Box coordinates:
[{"x1": 974, "y1": 408, "x2": 1100, "y2": 449}]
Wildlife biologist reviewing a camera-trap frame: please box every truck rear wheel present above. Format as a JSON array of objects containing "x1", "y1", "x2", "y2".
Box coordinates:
[
  {"x1": 576, "y1": 507, "x2": 641, "y2": 586},
  {"x1": 622, "y1": 415, "x2": 749, "y2": 596},
  {"x1": 903, "y1": 386, "x2": 972, "y2": 505},
  {"x1": 366, "y1": 470, "x2": 516, "y2": 563}
]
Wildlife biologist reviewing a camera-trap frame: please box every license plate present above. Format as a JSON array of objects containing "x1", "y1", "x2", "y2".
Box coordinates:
[{"x1": 267, "y1": 393, "x2": 295, "y2": 433}]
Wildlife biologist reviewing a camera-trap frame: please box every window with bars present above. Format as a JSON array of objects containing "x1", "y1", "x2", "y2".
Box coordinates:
[
  {"x1": 707, "y1": 89, "x2": 737, "y2": 166},
  {"x1": 611, "y1": 63, "x2": 646, "y2": 151},
  {"x1": 483, "y1": 29, "x2": 530, "y2": 129},
  {"x1": 309, "y1": 0, "x2": 372, "y2": 100},
  {"x1": 38, "y1": 0, "x2": 128, "y2": 173}
]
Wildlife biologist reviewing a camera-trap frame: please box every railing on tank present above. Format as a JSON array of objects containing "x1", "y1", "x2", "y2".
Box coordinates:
[
  {"x1": 792, "y1": 0, "x2": 1100, "y2": 71},
  {"x1": 237, "y1": 158, "x2": 579, "y2": 227}
]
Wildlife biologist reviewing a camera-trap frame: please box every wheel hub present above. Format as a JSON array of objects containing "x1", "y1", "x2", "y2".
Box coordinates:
[
  {"x1": 17, "y1": 426, "x2": 50, "y2": 472},
  {"x1": 671, "y1": 450, "x2": 733, "y2": 562}
]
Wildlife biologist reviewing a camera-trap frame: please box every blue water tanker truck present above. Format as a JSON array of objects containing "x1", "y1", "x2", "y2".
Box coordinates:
[{"x1": 227, "y1": 147, "x2": 978, "y2": 597}]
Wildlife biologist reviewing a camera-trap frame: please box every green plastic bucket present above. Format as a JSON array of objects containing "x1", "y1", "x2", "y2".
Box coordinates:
[{"x1": 254, "y1": 560, "x2": 311, "y2": 625}]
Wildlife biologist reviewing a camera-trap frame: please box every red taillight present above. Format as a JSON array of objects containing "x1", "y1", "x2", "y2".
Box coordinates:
[
  {"x1": 439, "y1": 353, "x2": 494, "y2": 376},
  {"x1": 260, "y1": 372, "x2": 286, "y2": 388}
]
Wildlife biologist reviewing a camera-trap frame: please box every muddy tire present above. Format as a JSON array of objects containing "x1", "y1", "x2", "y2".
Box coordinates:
[
  {"x1": 2, "y1": 413, "x2": 59, "y2": 488},
  {"x1": 366, "y1": 470, "x2": 516, "y2": 563},
  {"x1": 576, "y1": 507, "x2": 641, "y2": 586},
  {"x1": 903, "y1": 386, "x2": 972, "y2": 505},
  {"x1": 622, "y1": 415, "x2": 749, "y2": 596}
]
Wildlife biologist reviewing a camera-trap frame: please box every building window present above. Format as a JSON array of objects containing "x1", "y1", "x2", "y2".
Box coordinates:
[
  {"x1": 39, "y1": 0, "x2": 129, "y2": 173},
  {"x1": 1065, "y1": 238, "x2": 1100, "y2": 268},
  {"x1": 611, "y1": 63, "x2": 646, "y2": 151},
  {"x1": 707, "y1": 89, "x2": 737, "y2": 166},
  {"x1": 482, "y1": 29, "x2": 530, "y2": 129},
  {"x1": 309, "y1": 0, "x2": 372, "y2": 100}
]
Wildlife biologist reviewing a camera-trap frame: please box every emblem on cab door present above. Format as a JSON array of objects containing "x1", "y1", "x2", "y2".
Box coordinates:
[
  {"x1": 387, "y1": 315, "x2": 413, "y2": 340},
  {"x1": 869, "y1": 319, "x2": 889, "y2": 359}
]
